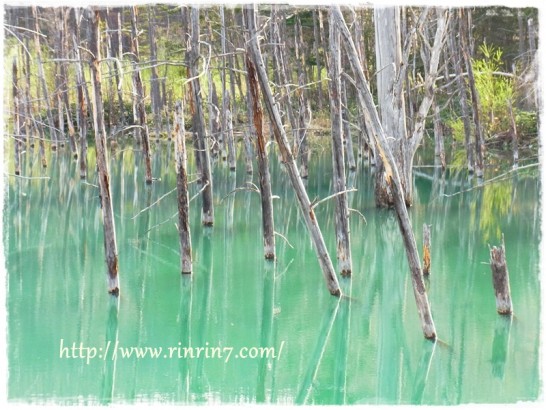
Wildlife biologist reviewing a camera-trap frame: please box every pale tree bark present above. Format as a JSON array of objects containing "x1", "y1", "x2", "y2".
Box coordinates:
[
  {"x1": 327, "y1": 17, "x2": 352, "y2": 276},
  {"x1": 187, "y1": 6, "x2": 214, "y2": 226},
  {"x1": 246, "y1": 4, "x2": 340, "y2": 296},
  {"x1": 89, "y1": 8, "x2": 119, "y2": 295},
  {"x1": 174, "y1": 100, "x2": 192, "y2": 274},
  {"x1": 332, "y1": 6, "x2": 436, "y2": 339},
  {"x1": 374, "y1": 6, "x2": 448, "y2": 206}
]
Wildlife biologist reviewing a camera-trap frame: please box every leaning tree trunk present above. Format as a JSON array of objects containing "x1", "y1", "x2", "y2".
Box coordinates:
[
  {"x1": 245, "y1": 4, "x2": 340, "y2": 296},
  {"x1": 174, "y1": 100, "x2": 192, "y2": 274},
  {"x1": 89, "y1": 8, "x2": 119, "y2": 295},
  {"x1": 327, "y1": 17, "x2": 352, "y2": 276},
  {"x1": 188, "y1": 6, "x2": 214, "y2": 226},
  {"x1": 332, "y1": 6, "x2": 436, "y2": 339}
]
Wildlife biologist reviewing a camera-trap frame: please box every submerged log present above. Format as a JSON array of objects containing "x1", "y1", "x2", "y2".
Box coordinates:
[
  {"x1": 174, "y1": 100, "x2": 192, "y2": 274},
  {"x1": 89, "y1": 8, "x2": 119, "y2": 295},
  {"x1": 245, "y1": 4, "x2": 340, "y2": 296},
  {"x1": 490, "y1": 241, "x2": 513, "y2": 315}
]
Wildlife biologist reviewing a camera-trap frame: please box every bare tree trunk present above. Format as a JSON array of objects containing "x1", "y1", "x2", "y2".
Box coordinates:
[
  {"x1": 61, "y1": 8, "x2": 78, "y2": 157},
  {"x1": 341, "y1": 80, "x2": 357, "y2": 171},
  {"x1": 224, "y1": 90, "x2": 237, "y2": 171},
  {"x1": 333, "y1": 6, "x2": 436, "y2": 339},
  {"x1": 188, "y1": 6, "x2": 214, "y2": 226},
  {"x1": 32, "y1": 6, "x2": 58, "y2": 151},
  {"x1": 297, "y1": 76, "x2": 310, "y2": 179},
  {"x1": 449, "y1": 14, "x2": 473, "y2": 173},
  {"x1": 508, "y1": 100, "x2": 519, "y2": 168},
  {"x1": 12, "y1": 58, "x2": 22, "y2": 176},
  {"x1": 460, "y1": 8, "x2": 485, "y2": 178},
  {"x1": 130, "y1": 6, "x2": 153, "y2": 184},
  {"x1": 327, "y1": 18, "x2": 352, "y2": 276},
  {"x1": 174, "y1": 100, "x2": 192, "y2": 274},
  {"x1": 312, "y1": 8, "x2": 324, "y2": 110},
  {"x1": 245, "y1": 4, "x2": 340, "y2": 296},
  {"x1": 245, "y1": 39, "x2": 275, "y2": 260},
  {"x1": 89, "y1": 8, "x2": 119, "y2": 295},
  {"x1": 148, "y1": 6, "x2": 162, "y2": 141},
  {"x1": 73, "y1": 10, "x2": 88, "y2": 179},
  {"x1": 374, "y1": 6, "x2": 409, "y2": 207},
  {"x1": 423, "y1": 223, "x2": 431, "y2": 276},
  {"x1": 242, "y1": 75, "x2": 255, "y2": 175},
  {"x1": 54, "y1": 8, "x2": 65, "y2": 148}
]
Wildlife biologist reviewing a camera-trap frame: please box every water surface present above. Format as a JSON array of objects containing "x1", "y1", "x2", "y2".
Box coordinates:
[{"x1": 5, "y1": 142, "x2": 541, "y2": 404}]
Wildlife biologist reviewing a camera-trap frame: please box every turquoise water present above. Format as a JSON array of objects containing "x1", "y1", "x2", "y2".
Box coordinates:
[{"x1": 5, "y1": 142, "x2": 541, "y2": 404}]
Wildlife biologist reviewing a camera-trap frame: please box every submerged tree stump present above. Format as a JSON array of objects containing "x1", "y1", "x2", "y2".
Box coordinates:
[{"x1": 490, "y1": 241, "x2": 513, "y2": 315}]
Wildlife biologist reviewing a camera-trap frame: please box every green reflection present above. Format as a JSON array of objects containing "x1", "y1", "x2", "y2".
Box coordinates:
[{"x1": 5, "y1": 143, "x2": 540, "y2": 404}]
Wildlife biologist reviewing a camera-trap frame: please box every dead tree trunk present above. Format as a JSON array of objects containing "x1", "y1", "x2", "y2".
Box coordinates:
[
  {"x1": 174, "y1": 100, "x2": 192, "y2": 274},
  {"x1": 130, "y1": 6, "x2": 153, "y2": 184},
  {"x1": 312, "y1": 8, "x2": 324, "y2": 110},
  {"x1": 245, "y1": 44, "x2": 276, "y2": 260},
  {"x1": 423, "y1": 223, "x2": 431, "y2": 276},
  {"x1": 73, "y1": 11, "x2": 88, "y2": 179},
  {"x1": 89, "y1": 8, "x2": 119, "y2": 295},
  {"x1": 333, "y1": 6, "x2": 436, "y2": 338},
  {"x1": 32, "y1": 6, "x2": 58, "y2": 151},
  {"x1": 327, "y1": 18, "x2": 352, "y2": 276},
  {"x1": 245, "y1": 4, "x2": 340, "y2": 296},
  {"x1": 490, "y1": 240, "x2": 513, "y2": 315},
  {"x1": 460, "y1": 8, "x2": 485, "y2": 178},
  {"x1": 341, "y1": 80, "x2": 357, "y2": 171},
  {"x1": 188, "y1": 6, "x2": 214, "y2": 226},
  {"x1": 508, "y1": 100, "x2": 519, "y2": 169},
  {"x1": 12, "y1": 58, "x2": 22, "y2": 176},
  {"x1": 147, "y1": 6, "x2": 162, "y2": 141},
  {"x1": 449, "y1": 14, "x2": 473, "y2": 172},
  {"x1": 224, "y1": 90, "x2": 237, "y2": 171}
]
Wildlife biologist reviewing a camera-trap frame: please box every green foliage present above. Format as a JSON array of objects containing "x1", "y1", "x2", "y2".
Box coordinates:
[{"x1": 472, "y1": 42, "x2": 515, "y2": 137}]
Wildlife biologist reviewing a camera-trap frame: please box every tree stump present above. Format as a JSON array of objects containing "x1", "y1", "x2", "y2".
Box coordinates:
[{"x1": 490, "y1": 241, "x2": 513, "y2": 315}]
